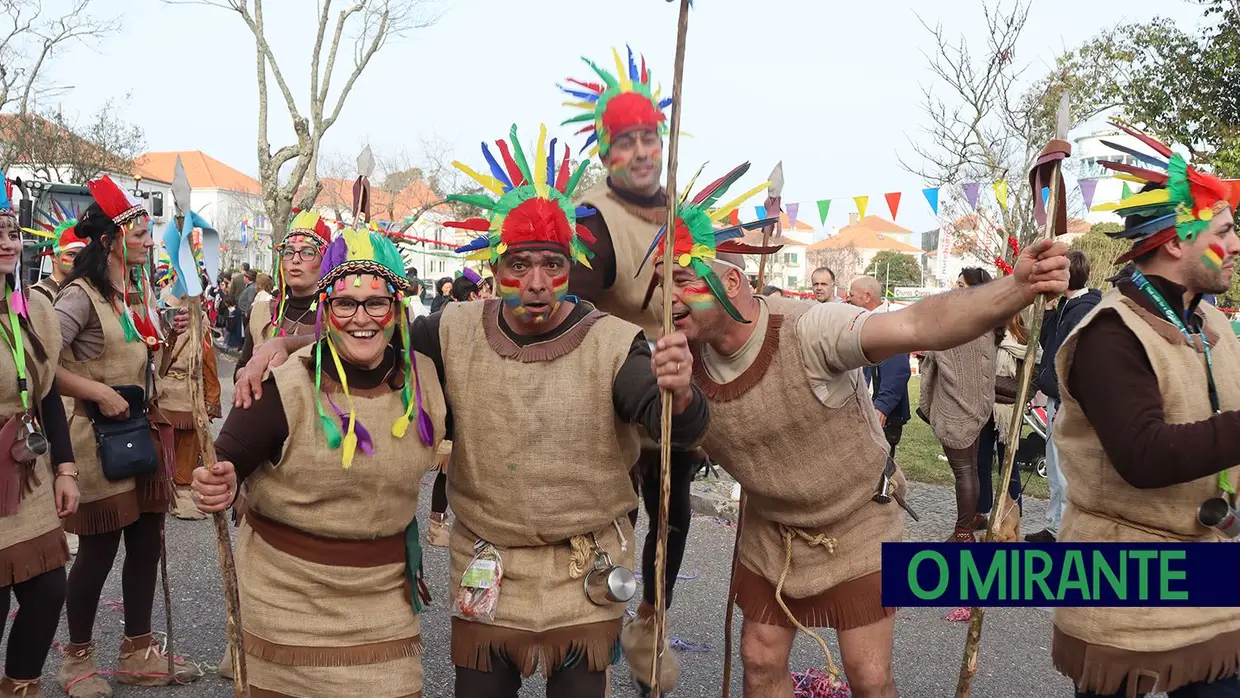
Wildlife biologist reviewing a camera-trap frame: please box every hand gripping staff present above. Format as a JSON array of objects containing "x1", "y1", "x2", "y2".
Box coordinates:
[
  {"x1": 954, "y1": 93, "x2": 1072, "y2": 698},
  {"x1": 166, "y1": 157, "x2": 249, "y2": 696}
]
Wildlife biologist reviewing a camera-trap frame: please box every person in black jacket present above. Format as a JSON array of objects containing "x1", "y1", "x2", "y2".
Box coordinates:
[
  {"x1": 1026, "y1": 250, "x2": 1101, "y2": 542},
  {"x1": 849, "y1": 276, "x2": 911, "y2": 457}
]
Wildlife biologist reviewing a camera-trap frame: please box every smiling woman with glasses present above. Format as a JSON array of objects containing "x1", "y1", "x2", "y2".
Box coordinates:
[{"x1": 194, "y1": 226, "x2": 446, "y2": 698}]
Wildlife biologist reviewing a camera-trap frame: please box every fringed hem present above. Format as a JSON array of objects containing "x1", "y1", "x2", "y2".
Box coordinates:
[
  {"x1": 243, "y1": 631, "x2": 422, "y2": 668},
  {"x1": 0, "y1": 527, "x2": 68, "y2": 586},
  {"x1": 1052, "y1": 626, "x2": 1240, "y2": 697},
  {"x1": 251, "y1": 687, "x2": 420, "y2": 698},
  {"x1": 450, "y1": 617, "x2": 621, "y2": 679},
  {"x1": 150, "y1": 408, "x2": 195, "y2": 431},
  {"x1": 734, "y1": 565, "x2": 894, "y2": 631},
  {"x1": 63, "y1": 491, "x2": 140, "y2": 535},
  {"x1": 692, "y1": 314, "x2": 783, "y2": 402},
  {"x1": 480, "y1": 300, "x2": 605, "y2": 363}
]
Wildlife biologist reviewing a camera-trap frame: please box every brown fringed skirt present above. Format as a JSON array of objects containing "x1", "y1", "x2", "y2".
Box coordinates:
[
  {"x1": 1053, "y1": 626, "x2": 1240, "y2": 697},
  {"x1": 734, "y1": 564, "x2": 893, "y2": 631}
]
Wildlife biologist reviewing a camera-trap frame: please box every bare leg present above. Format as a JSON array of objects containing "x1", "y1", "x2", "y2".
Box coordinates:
[
  {"x1": 838, "y1": 615, "x2": 897, "y2": 698},
  {"x1": 740, "y1": 618, "x2": 795, "y2": 698}
]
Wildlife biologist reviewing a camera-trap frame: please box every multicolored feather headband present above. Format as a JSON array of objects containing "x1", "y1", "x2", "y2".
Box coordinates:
[
  {"x1": 313, "y1": 227, "x2": 432, "y2": 469},
  {"x1": 267, "y1": 210, "x2": 332, "y2": 340},
  {"x1": 445, "y1": 124, "x2": 597, "y2": 266},
  {"x1": 635, "y1": 162, "x2": 783, "y2": 323},
  {"x1": 559, "y1": 46, "x2": 672, "y2": 158},
  {"x1": 1091, "y1": 121, "x2": 1233, "y2": 265},
  {"x1": 52, "y1": 219, "x2": 86, "y2": 256}
]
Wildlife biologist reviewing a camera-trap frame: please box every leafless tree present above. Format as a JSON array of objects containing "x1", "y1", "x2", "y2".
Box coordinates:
[
  {"x1": 900, "y1": 1, "x2": 1091, "y2": 267},
  {"x1": 165, "y1": 0, "x2": 442, "y2": 252},
  {"x1": 809, "y1": 244, "x2": 864, "y2": 285},
  {"x1": 0, "y1": 0, "x2": 118, "y2": 116},
  {"x1": 2, "y1": 98, "x2": 145, "y2": 181},
  {"x1": 208, "y1": 193, "x2": 268, "y2": 271}
]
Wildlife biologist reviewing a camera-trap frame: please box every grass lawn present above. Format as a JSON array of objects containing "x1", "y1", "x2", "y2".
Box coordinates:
[{"x1": 898, "y1": 376, "x2": 1049, "y2": 500}]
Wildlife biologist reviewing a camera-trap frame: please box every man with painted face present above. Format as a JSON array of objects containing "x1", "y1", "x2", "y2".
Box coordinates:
[
  {"x1": 235, "y1": 210, "x2": 331, "y2": 380},
  {"x1": 231, "y1": 128, "x2": 710, "y2": 698},
  {"x1": 31, "y1": 220, "x2": 87, "y2": 304},
  {"x1": 1050, "y1": 126, "x2": 1240, "y2": 698},
  {"x1": 559, "y1": 48, "x2": 702, "y2": 693},
  {"x1": 637, "y1": 169, "x2": 1071, "y2": 698}
]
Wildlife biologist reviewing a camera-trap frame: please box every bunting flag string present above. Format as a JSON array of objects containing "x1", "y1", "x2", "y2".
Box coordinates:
[
  {"x1": 854, "y1": 195, "x2": 868, "y2": 220},
  {"x1": 786, "y1": 202, "x2": 800, "y2": 229},
  {"x1": 962, "y1": 182, "x2": 981, "y2": 211},
  {"x1": 816, "y1": 199, "x2": 831, "y2": 224},
  {"x1": 923, "y1": 188, "x2": 940, "y2": 215},
  {"x1": 993, "y1": 181, "x2": 1008, "y2": 211},
  {"x1": 1080, "y1": 179, "x2": 1098, "y2": 210}
]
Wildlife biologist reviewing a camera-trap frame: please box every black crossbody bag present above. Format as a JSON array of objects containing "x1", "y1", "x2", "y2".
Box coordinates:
[{"x1": 85, "y1": 354, "x2": 159, "y2": 482}]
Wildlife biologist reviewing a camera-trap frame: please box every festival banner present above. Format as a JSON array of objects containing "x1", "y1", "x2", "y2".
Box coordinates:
[
  {"x1": 885, "y1": 192, "x2": 901, "y2": 220},
  {"x1": 816, "y1": 199, "x2": 831, "y2": 224},
  {"x1": 854, "y1": 195, "x2": 869, "y2": 220}
]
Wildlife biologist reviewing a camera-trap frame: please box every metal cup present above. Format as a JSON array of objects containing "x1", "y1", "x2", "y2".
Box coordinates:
[
  {"x1": 583, "y1": 552, "x2": 637, "y2": 606},
  {"x1": 1198, "y1": 496, "x2": 1240, "y2": 538},
  {"x1": 9, "y1": 417, "x2": 46, "y2": 464}
]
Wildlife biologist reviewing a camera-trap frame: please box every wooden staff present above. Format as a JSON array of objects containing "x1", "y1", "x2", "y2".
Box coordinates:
[
  {"x1": 955, "y1": 96, "x2": 1070, "y2": 698},
  {"x1": 186, "y1": 295, "x2": 249, "y2": 696},
  {"x1": 651, "y1": 0, "x2": 692, "y2": 694}
]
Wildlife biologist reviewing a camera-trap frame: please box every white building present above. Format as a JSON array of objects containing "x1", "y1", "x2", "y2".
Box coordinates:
[
  {"x1": 1072, "y1": 123, "x2": 1168, "y2": 226},
  {"x1": 806, "y1": 214, "x2": 923, "y2": 289}
]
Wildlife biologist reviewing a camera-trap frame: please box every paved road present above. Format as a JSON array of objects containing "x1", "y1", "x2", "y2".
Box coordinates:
[{"x1": 10, "y1": 356, "x2": 1087, "y2": 697}]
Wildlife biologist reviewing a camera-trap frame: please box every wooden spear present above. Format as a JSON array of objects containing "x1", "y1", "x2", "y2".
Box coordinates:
[
  {"x1": 171, "y1": 158, "x2": 250, "y2": 697},
  {"x1": 720, "y1": 163, "x2": 782, "y2": 696},
  {"x1": 651, "y1": 0, "x2": 692, "y2": 694},
  {"x1": 954, "y1": 93, "x2": 1071, "y2": 698}
]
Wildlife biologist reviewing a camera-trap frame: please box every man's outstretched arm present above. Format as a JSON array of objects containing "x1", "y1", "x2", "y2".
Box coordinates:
[{"x1": 860, "y1": 239, "x2": 1070, "y2": 364}]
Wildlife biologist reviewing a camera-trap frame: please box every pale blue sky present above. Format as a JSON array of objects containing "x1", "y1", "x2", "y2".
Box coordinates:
[{"x1": 37, "y1": 0, "x2": 1213, "y2": 236}]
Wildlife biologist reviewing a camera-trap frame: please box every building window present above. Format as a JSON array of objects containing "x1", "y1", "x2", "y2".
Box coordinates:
[
  {"x1": 783, "y1": 252, "x2": 797, "y2": 265},
  {"x1": 787, "y1": 276, "x2": 796, "y2": 288}
]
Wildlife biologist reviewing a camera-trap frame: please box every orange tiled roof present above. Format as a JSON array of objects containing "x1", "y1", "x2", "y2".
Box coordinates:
[
  {"x1": 133, "y1": 151, "x2": 260, "y2": 194},
  {"x1": 808, "y1": 224, "x2": 922, "y2": 253},
  {"x1": 854, "y1": 215, "x2": 912, "y2": 235},
  {"x1": 313, "y1": 177, "x2": 448, "y2": 221}
]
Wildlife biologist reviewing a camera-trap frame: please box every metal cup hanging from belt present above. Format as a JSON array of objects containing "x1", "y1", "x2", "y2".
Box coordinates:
[
  {"x1": 9, "y1": 416, "x2": 46, "y2": 464},
  {"x1": 1198, "y1": 496, "x2": 1240, "y2": 538},
  {"x1": 584, "y1": 550, "x2": 637, "y2": 606}
]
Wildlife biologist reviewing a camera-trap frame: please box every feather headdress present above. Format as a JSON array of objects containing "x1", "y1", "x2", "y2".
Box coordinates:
[
  {"x1": 635, "y1": 162, "x2": 783, "y2": 323},
  {"x1": 266, "y1": 210, "x2": 333, "y2": 341},
  {"x1": 445, "y1": 124, "x2": 597, "y2": 266},
  {"x1": 1091, "y1": 121, "x2": 1233, "y2": 264},
  {"x1": 312, "y1": 227, "x2": 432, "y2": 469},
  {"x1": 86, "y1": 175, "x2": 147, "y2": 227},
  {"x1": 53, "y1": 219, "x2": 86, "y2": 256},
  {"x1": 559, "y1": 46, "x2": 672, "y2": 158}
]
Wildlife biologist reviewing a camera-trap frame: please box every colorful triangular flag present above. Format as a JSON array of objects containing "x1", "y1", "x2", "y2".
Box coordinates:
[
  {"x1": 854, "y1": 196, "x2": 868, "y2": 220},
  {"x1": 885, "y1": 192, "x2": 901, "y2": 220},
  {"x1": 728, "y1": 209, "x2": 740, "y2": 226},
  {"x1": 993, "y1": 181, "x2": 1009, "y2": 211},
  {"x1": 787, "y1": 203, "x2": 800, "y2": 229},
  {"x1": 755, "y1": 206, "x2": 766, "y2": 221},
  {"x1": 1080, "y1": 179, "x2": 1098, "y2": 210},
  {"x1": 923, "y1": 188, "x2": 940, "y2": 215},
  {"x1": 1121, "y1": 182, "x2": 1132, "y2": 200},
  {"x1": 816, "y1": 199, "x2": 831, "y2": 224},
  {"x1": 1042, "y1": 187, "x2": 1050, "y2": 206},
  {"x1": 963, "y1": 182, "x2": 981, "y2": 211}
]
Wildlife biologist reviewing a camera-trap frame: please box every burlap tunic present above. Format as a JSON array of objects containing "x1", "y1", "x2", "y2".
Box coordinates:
[
  {"x1": 1052, "y1": 291, "x2": 1240, "y2": 695},
  {"x1": 693, "y1": 296, "x2": 905, "y2": 629},
  {"x1": 575, "y1": 181, "x2": 663, "y2": 339},
  {"x1": 0, "y1": 292, "x2": 69, "y2": 586},
  {"x1": 249, "y1": 296, "x2": 317, "y2": 353},
  {"x1": 58, "y1": 279, "x2": 168, "y2": 535},
  {"x1": 438, "y1": 300, "x2": 643, "y2": 677},
  {"x1": 237, "y1": 345, "x2": 446, "y2": 698}
]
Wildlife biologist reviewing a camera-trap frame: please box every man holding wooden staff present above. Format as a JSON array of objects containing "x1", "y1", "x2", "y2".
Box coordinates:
[
  {"x1": 1050, "y1": 124, "x2": 1240, "y2": 698},
  {"x1": 559, "y1": 47, "x2": 706, "y2": 695},
  {"x1": 638, "y1": 202, "x2": 1070, "y2": 697}
]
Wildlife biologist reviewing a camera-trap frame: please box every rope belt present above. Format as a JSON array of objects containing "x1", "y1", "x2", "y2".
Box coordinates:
[{"x1": 775, "y1": 524, "x2": 841, "y2": 677}]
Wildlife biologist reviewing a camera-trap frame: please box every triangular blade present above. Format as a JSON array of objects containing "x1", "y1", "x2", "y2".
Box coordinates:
[
  {"x1": 1055, "y1": 92, "x2": 1070, "y2": 140},
  {"x1": 768, "y1": 161, "x2": 784, "y2": 199},
  {"x1": 172, "y1": 156, "x2": 191, "y2": 216},
  {"x1": 358, "y1": 145, "x2": 375, "y2": 179}
]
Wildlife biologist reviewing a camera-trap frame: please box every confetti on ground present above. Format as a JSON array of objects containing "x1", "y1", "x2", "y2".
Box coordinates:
[
  {"x1": 103, "y1": 600, "x2": 124, "y2": 612},
  {"x1": 792, "y1": 668, "x2": 851, "y2": 697},
  {"x1": 670, "y1": 637, "x2": 710, "y2": 653},
  {"x1": 944, "y1": 607, "x2": 972, "y2": 622}
]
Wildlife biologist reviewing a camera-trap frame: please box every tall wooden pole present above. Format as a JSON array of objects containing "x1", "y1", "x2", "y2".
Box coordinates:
[
  {"x1": 650, "y1": 0, "x2": 692, "y2": 694},
  {"x1": 954, "y1": 154, "x2": 1065, "y2": 698}
]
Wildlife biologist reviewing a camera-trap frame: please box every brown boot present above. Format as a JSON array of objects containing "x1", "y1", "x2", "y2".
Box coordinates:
[
  {"x1": 0, "y1": 677, "x2": 40, "y2": 697},
  {"x1": 620, "y1": 602, "x2": 680, "y2": 694},
  {"x1": 57, "y1": 642, "x2": 111, "y2": 698},
  {"x1": 116, "y1": 633, "x2": 203, "y2": 686},
  {"x1": 172, "y1": 487, "x2": 207, "y2": 521},
  {"x1": 427, "y1": 512, "x2": 450, "y2": 548}
]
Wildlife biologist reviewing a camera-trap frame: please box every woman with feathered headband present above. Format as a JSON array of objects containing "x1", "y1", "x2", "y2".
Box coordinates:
[
  {"x1": 52, "y1": 174, "x2": 201, "y2": 694},
  {"x1": 192, "y1": 226, "x2": 446, "y2": 697},
  {"x1": 0, "y1": 171, "x2": 81, "y2": 696}
]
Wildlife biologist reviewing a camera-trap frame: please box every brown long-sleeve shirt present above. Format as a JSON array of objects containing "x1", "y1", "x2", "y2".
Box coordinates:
[{"x1": 1066, "y1": 273, "x2": 1240, "y2": 489}]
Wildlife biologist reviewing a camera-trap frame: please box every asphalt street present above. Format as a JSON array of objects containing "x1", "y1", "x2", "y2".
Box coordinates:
[{"x1": 7, "y1": 356, "x2": 1091, "y2": 697}]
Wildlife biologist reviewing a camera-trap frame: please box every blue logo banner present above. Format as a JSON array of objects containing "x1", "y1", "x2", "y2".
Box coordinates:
[{"x1": 881, "y1": 543, "x2": 1240, "y2": 607}]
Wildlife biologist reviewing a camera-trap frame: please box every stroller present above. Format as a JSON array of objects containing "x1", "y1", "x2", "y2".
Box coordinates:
[{"x1": 1011, "y1": 399, "x2": 1049, "y2": 479}]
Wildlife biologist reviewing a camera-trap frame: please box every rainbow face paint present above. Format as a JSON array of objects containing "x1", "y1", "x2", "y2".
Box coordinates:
[
  {"x1": 682, "y1": 281, "x2": 717, "y2": 311},
  {"x1": 1203, "y1": 242, "x2": 1226, "y2": 271}
]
